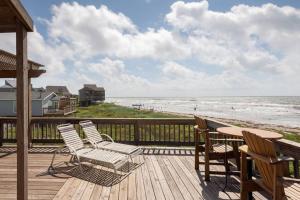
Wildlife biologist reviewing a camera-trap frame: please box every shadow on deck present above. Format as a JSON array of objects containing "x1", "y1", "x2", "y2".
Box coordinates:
[{"x1": 0, "y1": 147, "x2": 298, "y2": 200}]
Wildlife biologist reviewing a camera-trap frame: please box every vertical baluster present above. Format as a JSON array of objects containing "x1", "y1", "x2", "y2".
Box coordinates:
[
  {"x1": 140, "y1": 124, "x2": 143, "y2": 142},
  {"x1": 125, "y1": 124, "x2": 127, "y2": 142},
  {"x1": 150, "y1": 124, "x2": 153, "y2": 142},
  {"x1": 129, "y1": 124, "x2": 132, "y2": 142},
  {"x1": 12, "y1": 123, "x2": 14, "y2": 140},
  {"x1": 54, "y1": 123, "x2": 56, "y2": 140},
  {"x1": 8, "y1": 123, "x2": 11, "y2": 140},
  {"x1": 179, "y1": 124, "x2": 181, "y2": 144},
  {"x1": 5, "y1": 122, "x2": 7, "y2": 141},
  {"x1": 173, "y1": 125, "x2": 175, "y2": 142},
  {"x1": 168, "y1": 125, "x2": 171, "y2": 143},
  {"x1": 45, "y1": 123, "x2": 48, "y2": 141},
  {"x1": 189, "y1": 125, "x2": 192, "y2": 144},
  {"x1": 110, "y1": 124, "x2": 113, "y2": 140}
]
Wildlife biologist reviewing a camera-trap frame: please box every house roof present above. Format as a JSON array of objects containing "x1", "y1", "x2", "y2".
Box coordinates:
[
  {"x1": 0, "y1": 91, "x2": 54, "y2": 100},
  {"x1": 46, "y1": 86, "x2": 71, "y2": 96},
  {"x1": 0, "y1": 49, "x2": 46, "y2": 78},
  {"x1": 0, "y1": 84, "x2": 12, "y2": 89},
  {"x1": 5, "y1": 80, "x2": 16, "y2": 88}
]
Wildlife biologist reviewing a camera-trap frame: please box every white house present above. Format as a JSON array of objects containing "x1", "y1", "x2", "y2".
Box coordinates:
[{"x1": 0, "y1": 80, "x2": 58, "y2": 116}]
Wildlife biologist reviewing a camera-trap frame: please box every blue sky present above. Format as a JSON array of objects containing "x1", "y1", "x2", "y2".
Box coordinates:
[{"x1": 1, "y1": 0, "x2": 300, "y2": 96}]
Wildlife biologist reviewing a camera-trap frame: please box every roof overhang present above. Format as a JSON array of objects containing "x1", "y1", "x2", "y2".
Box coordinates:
[
  {"x1": 0, "y1": 49, "x2": 46, "y2": 78},
  {"x1": 0, "y1": 69, "x2": 46, "y2": 78},
  {"x1": 0, "y1": 0, "x2": 33, "y2": 33}
]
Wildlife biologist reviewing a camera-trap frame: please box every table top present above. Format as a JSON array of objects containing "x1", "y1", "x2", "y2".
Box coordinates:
[{"x1": 216, "y1": 126, "x2": 283, "y2": 140}]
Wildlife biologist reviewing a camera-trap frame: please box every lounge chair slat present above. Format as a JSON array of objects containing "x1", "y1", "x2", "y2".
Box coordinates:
[
  {"x1": 55, "y1": 123, "x2": 129, "y2": 173},
  {"x1": 79, "y1": 120, "x2": 143, "y2": 157}
]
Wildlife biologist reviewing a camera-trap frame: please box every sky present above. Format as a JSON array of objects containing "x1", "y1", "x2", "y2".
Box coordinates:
[{"x1": 0, "y1": 0, "x2": 300, "y2": 97}]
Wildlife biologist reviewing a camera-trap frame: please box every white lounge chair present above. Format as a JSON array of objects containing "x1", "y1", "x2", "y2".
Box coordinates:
[
  {"x1": 50, "y1": 123, "x2": 129, "y2": 175},
  {"x1": 79, "y1": 120, "x2": 143, "y2": 158}
]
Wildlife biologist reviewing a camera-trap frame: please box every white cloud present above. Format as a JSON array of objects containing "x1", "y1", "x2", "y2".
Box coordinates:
[
  {"x1": 46, "y1": 2, "x2": 188, "y2": 60},
  {"x1": 166, "y1": 1, "x2": 300, "y2": 75},
  {"x1": 1, "y1": 1, "x2": 300, "y2": 96},
  {"x1": 86, "y1": 58, "x2": 151, "y2": 96}
]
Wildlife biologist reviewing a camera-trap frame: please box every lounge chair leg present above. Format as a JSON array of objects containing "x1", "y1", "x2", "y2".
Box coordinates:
[
  {"x1": 113, "y1": 167, "x2": 119, "y2": 183},
  {"x1": 78, "y1": 162, "x2": 84, "y2": 173},
  {"x1": 48, "y1": 148, "x2": 61, "y2": 174},
  {"x1": 69, "y1": 155, "x2": 75, "y2": 163}
]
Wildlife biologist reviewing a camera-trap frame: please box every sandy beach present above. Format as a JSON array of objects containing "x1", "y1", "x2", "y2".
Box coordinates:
[{"x1": 162, "y1": 111, "x2": 300, "y2": 135}]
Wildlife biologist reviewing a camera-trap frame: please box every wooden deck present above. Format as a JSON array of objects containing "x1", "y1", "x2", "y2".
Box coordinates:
[{"x1": 0, "y1": 147, "x2": 299, "y2": 200}]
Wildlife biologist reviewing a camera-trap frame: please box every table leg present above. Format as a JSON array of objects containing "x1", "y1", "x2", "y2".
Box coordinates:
[
  {"x1": 195, "y1": 129, "x2": 199, "y2": 170},
  {"x1": 223, "y1": 135, "x2": 228, "y2": 191},
  {"x1": 247, "y1": 159, "x2": 253, "y2": 200},
  {"x1": 232, "y1": 142, "x2": 240, "y2": 170}
]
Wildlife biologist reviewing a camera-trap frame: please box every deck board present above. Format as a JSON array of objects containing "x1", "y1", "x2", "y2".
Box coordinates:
[{"x1": 0, "y1": 147, "x2": 299, "y2": 200}]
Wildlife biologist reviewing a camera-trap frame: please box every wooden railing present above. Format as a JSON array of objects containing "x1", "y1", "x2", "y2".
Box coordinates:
[
  {"x1": 0, "y1": 116, "x2": 299, "y2": 177},
  {"x1": 43, "y1": 106, "x2": 76, "y2": 116},
  {"x1": 0, "y1": 117, "x2": 196, "y2": 146}
]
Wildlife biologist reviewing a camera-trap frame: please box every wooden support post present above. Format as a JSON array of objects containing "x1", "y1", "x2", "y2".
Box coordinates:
[
  {"x1": 28, "y1": 80, "x2": 32, "y2": 148},
  {"x1": 0, "y1": 120, "x2": 3, "y2": 147},
  {"x1": 134, "y1": 120, "x2": 140, "y2": 145},
  {"x1": 294, "y1": 159, "x2": 299, "y2": 178},
  {"x1": 16, "y1": 19, "x2": 29, "y2": 200}
]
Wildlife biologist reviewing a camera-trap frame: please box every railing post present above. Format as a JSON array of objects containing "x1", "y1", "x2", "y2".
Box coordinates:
[
  {"x1": 294, "y1": 159, "x2": 299, "y2": 178},
  {"x1": 28, "y1": 123, "x2": 32, "y2": 148},
  {"x1": 0, "y1": 120, "x2": 3, "y2": 147},
  {"x1": 134, "y1": 120, "x2": 140, "y2": 145}
]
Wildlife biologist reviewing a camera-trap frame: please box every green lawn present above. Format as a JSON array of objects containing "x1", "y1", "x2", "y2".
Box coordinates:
[{"x1": 71, "y1": 103, "x2": 184, "y2": 118}]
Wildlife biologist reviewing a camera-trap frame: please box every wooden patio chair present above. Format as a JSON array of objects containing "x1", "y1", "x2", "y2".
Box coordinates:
[
  {"x1": 194, "y1": 116, "x2": 240, "y2": 181},
  {"x1": 240, "y1": 131, "x2": 296, "y2": 200}
]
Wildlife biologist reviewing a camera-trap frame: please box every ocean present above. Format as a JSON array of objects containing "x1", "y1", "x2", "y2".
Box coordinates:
[{"x1": 107, "y1": 96, "x2": 300, "y2": 128}]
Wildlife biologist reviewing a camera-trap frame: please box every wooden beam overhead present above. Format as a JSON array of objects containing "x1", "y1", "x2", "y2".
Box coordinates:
[
  {"x1": 6, "y1": 0, "x2": 33, "y2": 32},
  {"x1": 0, "y1": 69, "x2": 46, "y2": 78},
  {"x1": 0, "y1": 24, "x2": 16, "y2": 33}
]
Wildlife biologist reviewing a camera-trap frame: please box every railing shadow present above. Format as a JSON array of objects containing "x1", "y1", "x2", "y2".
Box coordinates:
[
  {"x1": 0, "y1": 152, "x2": 14, "y2": 158},
  {"x1": 142, "y1": 148, "x2": 194, "y2": 156}
]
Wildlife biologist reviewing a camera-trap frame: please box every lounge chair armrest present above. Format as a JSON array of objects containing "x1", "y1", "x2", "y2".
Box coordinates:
[
  {"x1": 239, "y1": 145, "x2": 294, "y2": 165},
  {"x1": 82, "y1": 138, "x2": 89, "y2": 144},
  {"x1": 100, "y1": 134, "x2": 114, "y2": 142}
]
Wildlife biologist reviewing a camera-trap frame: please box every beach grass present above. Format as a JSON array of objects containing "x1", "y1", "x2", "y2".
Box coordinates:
[
  {"x1": 282, "y1": 132, "x2": 300, "y2": 143},
  {"x1": 72, "y1": 103, "x2": 184, "y2": 118}
]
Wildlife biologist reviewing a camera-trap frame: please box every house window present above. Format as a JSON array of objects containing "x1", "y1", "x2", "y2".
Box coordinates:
[{"x1": 13, "y1": 101, "x2": 16, "y2": 113}]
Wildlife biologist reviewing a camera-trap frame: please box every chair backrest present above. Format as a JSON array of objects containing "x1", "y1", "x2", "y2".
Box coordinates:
[
  {"x1": 79, "y1": 120, "x2": 103, "y2": 145},
  {"x1": 194, "y1": 115, "x2": 208, "y2": 130},
  {"x1": 242, "y1": 131, "x2": 283, "y2": 192},
  {"x1": 57, "y1": 124, "x2": 84, "y2": 152}
]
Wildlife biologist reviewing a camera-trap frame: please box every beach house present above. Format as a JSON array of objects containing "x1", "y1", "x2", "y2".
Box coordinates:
[
  {"x1": 0, "y1": 80, "x2": 57, "y2": 116},
  {"x1": 79, "y1": 84, "x2": 105, "y2": 106},
  {"x1": 45, "y1": 85, "x2": 77, "y2": 114}
]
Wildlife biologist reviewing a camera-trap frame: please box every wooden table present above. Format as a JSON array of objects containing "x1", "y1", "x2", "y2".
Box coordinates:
[
  {"x1": 217, "y1": 127, "x2": 283, "y2": 140},
  {"x1": 217, "y1": 126, "x2": 283, "y2": 199}
]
